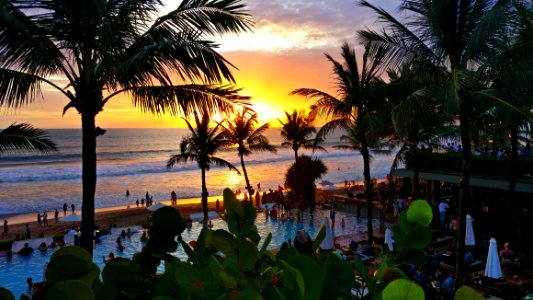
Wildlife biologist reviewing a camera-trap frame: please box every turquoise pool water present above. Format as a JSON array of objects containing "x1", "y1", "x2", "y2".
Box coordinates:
[{"x1": 0, "y1": 208, "x2": 367, "y2": 297}]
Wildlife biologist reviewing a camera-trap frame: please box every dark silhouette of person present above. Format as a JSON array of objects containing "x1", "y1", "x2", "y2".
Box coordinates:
[{"x1": 18, "y1": 243, "x2": 34, "y2": 256}]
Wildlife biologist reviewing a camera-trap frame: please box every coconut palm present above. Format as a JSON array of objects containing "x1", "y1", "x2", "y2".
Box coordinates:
[
  {"x1": 278, "y1": 109, "x2": 324, "y2": 164},
  {"x1": 387, "y1": 66, "x2": 454, "y2": 198},
  {"x1": 0, "y1": 0, "x2": 252, "y2": 254},
  {"x1": 0, "y1": 123, "x2": 57, "y2": 155},
  {"x1": 167, "y1": 113, "x2": 239, "y2": 221},
  {"x1": 358, "y1": 0, "x2": 519, "y2": 285},
  {"x1": 221, "y1": 108, "x2": 276, "y2": 200},
  {"x1": 291, "y1": 43, "x2": 393, "y2": 244}
]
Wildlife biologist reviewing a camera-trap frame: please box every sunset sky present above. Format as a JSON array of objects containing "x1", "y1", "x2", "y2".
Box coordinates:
[{"x1": 0, "y1": 0, "x2": 397, "y2": 129}]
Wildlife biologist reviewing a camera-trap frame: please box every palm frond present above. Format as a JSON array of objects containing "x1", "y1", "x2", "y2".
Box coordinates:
[
  {"x1": 0, "y1": 123, "x2": 57, "y2": 155},
  {"x1": 0, "y1": 1, "x2": 68, "y2": 76},
  {"x1": 130, "y1": 84, "x2": 250, "y2": 118},
  {"x1": 152, "y1": 0, "x2": 253, "y2": 37},
  {"x1": 206, "y1": 156, "x2": 240, "y2": 174},
  {"x1": 118, "y1": 29, "x2": 238, "y2": 85}
]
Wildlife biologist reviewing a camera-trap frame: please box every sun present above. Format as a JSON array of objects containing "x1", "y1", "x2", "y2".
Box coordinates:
[{"x1": 251, "y1": 102, "x2": 284, "y2": 126}]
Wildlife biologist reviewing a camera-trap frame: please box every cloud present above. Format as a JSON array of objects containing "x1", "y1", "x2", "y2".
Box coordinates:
[{"x1": 216, "y1": 0, "x2": 400, "y2": 52}]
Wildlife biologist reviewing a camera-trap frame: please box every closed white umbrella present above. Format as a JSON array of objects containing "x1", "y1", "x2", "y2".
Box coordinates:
[
  {"x1": 384, "y1": 227, "x2": 394, "y2": 252},
  {"x1": 465, "y1": 214, "x2": 475, "y2": 246},
  {"x1": 484, "y1": 237, "x2": 502, "y2": 279},
  {"x1": 319, "y1": 217, "x2": 334, "y2": 251},
  {"x1": 59, "y1": 213, "x2": 82, "y2": 222},
  {"x1": 146, "y1": 202, "x2": 166, "y2": 212}
]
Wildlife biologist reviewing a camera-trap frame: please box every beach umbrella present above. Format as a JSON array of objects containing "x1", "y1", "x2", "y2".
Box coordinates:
[
  {"x1": 484, "y1": 237, "x2": 502, "y2": 279},
  {"x1": 59, "y1": 213, "x2": 82, "y2": 222},
  {"x1": 146, "y1": 202, "x2": 166, "y2": 212},
  {"x1": 465, "y1": 214, "x2": 475, "y2": 246},
  {"x1": 322, "y1": 184, "x2": 340, "y2": 191},
  {"x1": 384, "y1": 227, "x2": 394, "y2": 252},
  {"x1": 319, "y1": 217, "x2": 334, "y2": 251}
]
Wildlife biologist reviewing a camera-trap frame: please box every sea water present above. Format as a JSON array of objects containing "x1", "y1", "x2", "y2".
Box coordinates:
[{"x1": 0, "y1": 128, "x2": 396, "y2": 216}]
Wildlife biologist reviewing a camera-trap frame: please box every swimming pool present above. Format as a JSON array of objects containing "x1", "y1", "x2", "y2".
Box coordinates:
[{"x1": 0, "y1": 208, "x2": 368, "y2": 297}]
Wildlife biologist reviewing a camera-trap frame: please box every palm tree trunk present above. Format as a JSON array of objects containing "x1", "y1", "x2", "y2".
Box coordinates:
[
  {"x1": 201, "y1": 167, "x2": 208, "y2": 222},
  {"x1": 455, "y1": 102, "x2": 471, "y2": 288},
  {"x1": 508, "y1": 126, "x2": 519, "y2": 243},
  {"x1": 411, "y1": 142, "x2": 421, "y2": 198},
  {"x1": 80, "y1": 112, "x2": 96, "y2": 256},
  {"x1": 240, "y1": 154, "x2": 252, "y2": 202},
  {"x1": 361, "y1": 137, "x2": 374, "y2": 244}
]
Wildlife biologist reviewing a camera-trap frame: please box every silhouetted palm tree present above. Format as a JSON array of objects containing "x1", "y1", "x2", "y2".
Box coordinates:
[
  {"x1": 221, "y1": 108, "x2": 276, "y2": 200},
  {"x1": 387, "y1": 66, "x2": 453, "y2": 198},
  {"x1": 278, "y1": 110, "x2": 323, "y2": 164},
  {"x1": 0, "y1": 123, "x2": 57, "y2": 155},
  {"x1": 0, "y1": 0, "x2": 252, "y2": 254},
  {"x1": 358, "y1": 0, "x2": 519, "y2": 285},
  {"x1": 291, "y1": 43, "x2": 392, "y2": 244},
  {"x1": 167, "y1": 113, "x2": 239, "y2": 221}
]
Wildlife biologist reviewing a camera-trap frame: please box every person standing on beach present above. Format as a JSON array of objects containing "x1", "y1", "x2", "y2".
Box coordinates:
[
  {"x1": 126, "y1": 189, "x2": 130, "y2": 201},
  {"x1": 37, "y1": 212, "x2": 42, "y2": 227},
  {"x1": 215, "y1": 199, "x2": 220, "y2": 212},
  {"x1": 54, "y1": 209, "x2": 59, "y2": 223},
  {"x1": 71, "y1": 204, "x2": 75, "y2": 214},
  {"x1": 171, "y1": 190, "x2": 177, "y2": 205},
  {"x1": 25, "y1": 224, "x2": 31, "y2": 239},
  {"x1": 3, "y1": 219, "x2": 8, "y2": 237},
  {"x1": 330, "y1": 205, "x2": 336, "y2": 230},
  {"x1": 63, "y1": 203, "x2": 68, "y2": 216},
  {"x1": 136, "y1": 199, "x2": 139, "y2": 208},
  {"x1": 43, "y1": 211, "x2": 48, "y2": 227}
]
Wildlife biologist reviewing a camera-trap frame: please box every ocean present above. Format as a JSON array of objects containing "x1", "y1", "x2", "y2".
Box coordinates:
[{"x1": 0, "y1": 128, "x2": 396, "y2": 216}]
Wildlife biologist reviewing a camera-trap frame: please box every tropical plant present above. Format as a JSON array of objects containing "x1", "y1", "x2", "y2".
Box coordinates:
[
  {"x1": 285, "y1": 155, "x2": 328, "y2": 207},
  {"x1": 167, "y1": 113, "x2": 240, "y2": 221},
  {"x1": 0, "y1": 123, "x2": 57, "y2": 155},
  {"x1": 291, "y1": 43, "x2": 393, "y2": 244},
  {"x1": 387, "y1": 66, "x2": 454, "y2": 198},
  {"x1": 358, "y1": 0, "x2": 522, "y2": 285},
  {"x1": 0, "y1": 0, "x2": 252, "y2": 254},
  {"x1": 278, "y1": 109, "x2": 324, "y2": 164},
  {"x1": 221, "y1": 108, "x2": 277, "y2": 200}
]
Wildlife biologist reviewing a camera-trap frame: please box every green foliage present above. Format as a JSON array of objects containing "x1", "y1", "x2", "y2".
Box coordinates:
[
  {"x1": 44, "y1": 280, "x2": 95, "y2": 300},
  {"x1": 454, "y1": 286, "x2": 485, "y2": 300},
  {"x1": 406, "y1": 200, "x2": 433, "y2": 227},
  {"x1": 0, "y1": 287, "x2": 15, "y2": 300},
  {"x1": 0, "y1": 239, "x2": 13, "y2": 251},
  {"x1": 284, "y1": 155, "x2": 328, "y2": 207},
  {"x1": 353, "y1": 199, "x2": 433, "y2": 299},
  {"x1": 382, "y1": 279, "x2": 424, "y2": 300},
  {"x1": 45, "y1": 246, "x2": 100, "y2": 286}
]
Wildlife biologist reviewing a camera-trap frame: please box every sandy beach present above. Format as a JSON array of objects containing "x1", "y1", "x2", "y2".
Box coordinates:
[{"x1": 1, "y1": 198, "x2": 218, "y2": 242}]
